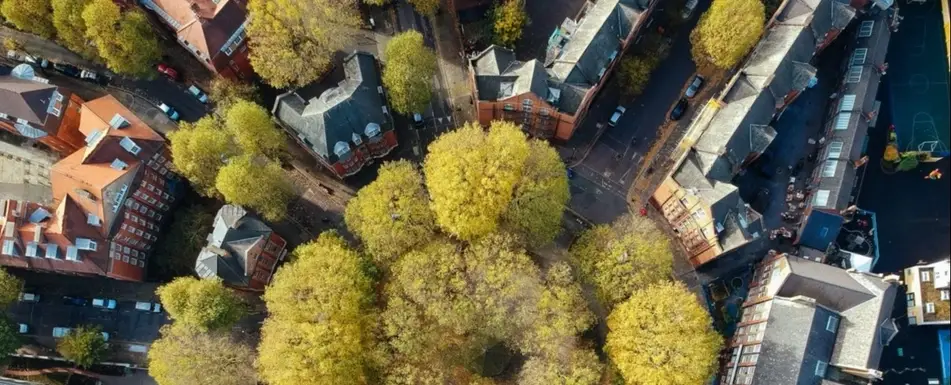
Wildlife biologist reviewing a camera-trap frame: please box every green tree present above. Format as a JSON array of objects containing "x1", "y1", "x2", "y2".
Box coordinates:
[
  {"x1": 492, "y1": 0, "x2": 528, "y2": 47},
  {"x1": 83, "y1": 0, "x2": 160, "y2": 76},
  {"x1": 52, "y1": 0, "x2": 97, "y2": 59},
  {"x1": 502, "y1": 139, "x2": 569, "y2": 247},
  {"x1": 224, "y1": 100, "x2": 286, "y2": 158},
  {"x1": 148, "y1": 326, "x2": 257, "y2": 385},
  {"x1": 408, "y1": 0, "x2": 439, "y2": 15},
  {"x1": 569, "y1": 214, "x2": 673, "y2": 308},
  {"x1": 617, "y1": 56, "x2": 659, "y2": 98},
  {"x1": 258, "y1": 232, "x2": 374, "y2": 385},
  {"x1": 344, "y1": 161, "x2": 435, "y2": 266},
  {"x1": 56, "y1": 325, "x2": 107, "y2": 367},
  {"x1": 247, "y1": 0, "x2": 360, "y2": 88},
  {"x1": 209, "y1": 78, "x2": 260, "y2": 111},
  {"x1": 424, "y1": 121, "x2": 530, "y2": 241},
  {"x1": 517, "y1": 347, "x2": 602, "y2": 385},
  {"x1": 0, "y1": 267, "x2": 23, "y2": 307},
  {"x1": 382, "y1": 30, "x2": 437, "y2": 115},
  {"x1": 689, "y1": 0, "x2": 764, "y2": 69},
  {"x1": 0, "y1": 316, "x2": 22, "y2": 363},
  {"x1": 157, "y1": 277, "x2": 245, "y2": 332},
  {"x1": 605, "y1": 281, "x2": 721, "y2": 385},
  {"x1": 215, "y1": 155, "x2": 293, "y2": 222},
  {"x1": 150, "y1": 204, "x2": 217, "y2": 279},
  {"x1": 1, "y1": 0, "x2": 56, "y2": 39},
  {"x1": 168, "y1": 117, "x2": 237, "y2": 197}
]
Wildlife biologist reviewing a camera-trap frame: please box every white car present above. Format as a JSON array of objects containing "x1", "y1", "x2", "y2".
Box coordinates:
[
  {"x1": 19, "y1": 293, "x2": 40, "y2": 302},
  {"x1": 135, "y1": 301, "x2": 162, "y2": 313},
  {"x1": 608, "y1": 106, "x2": 627, "y2": 127},
  {"x1": 101, "y1": 332, "x2": 110, "y2": 342},
  {"x1": 159, "y1": 103, "x2": 180, "y2": 121},
  {"x1": 52, "y1": 327, "x2": 71, "y2": 338},
  {"x1": 682, "y1": 0, "x2": 699, "y2": 19},
  {"x1": 92, "y1": 298, "x2": 117, "y2": 309},
  {"x1": 18, "y1": 324, "x2": 29, "y2": 334},
  {"x1": 187, "y1": 85, "x2": 208, "y2": 103}
]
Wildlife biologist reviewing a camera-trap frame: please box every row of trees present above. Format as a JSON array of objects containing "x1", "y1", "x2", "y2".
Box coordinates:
[{"x1": 1, "y1": 0, "x2": 160, "y2": 76}]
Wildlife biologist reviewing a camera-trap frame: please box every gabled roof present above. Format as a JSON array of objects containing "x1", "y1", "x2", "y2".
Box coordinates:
[
  {"x1": 273, "y1": 52, "x2": 389, "y2": 163},
  {"x1": 752, "y1": 297, "x2": 839, "y2": 384},
  {"x1": 145, "y1": 0, "x2": 247, "y2": 60},
  {"x1": 0, "y1": 76, "x2": 57, "y2": 125},
  {"x1": 196, "y1": 205, "x2": 274, "y2": 287}
]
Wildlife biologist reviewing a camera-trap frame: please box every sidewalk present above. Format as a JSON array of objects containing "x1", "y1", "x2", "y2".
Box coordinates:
[{"x1": 431, "y1": 0, "x2": 476, "y2": 124}]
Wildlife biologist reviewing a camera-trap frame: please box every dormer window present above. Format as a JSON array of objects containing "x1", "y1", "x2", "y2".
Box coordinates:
[
  {"x1": 334, "y1": 141, "x2": 351, "y2": 160},
  {"x1": 352, "y1": 133, "x2": 363, "y2": 146},
  {"x1": 120, "y1": 137, "x2": 141, "y2": 155},
  {"x1": 76, "y1": 238, "x2": 97, "y2": 251},
  {"x1": 85, "y1": 130, "x2": 103, "y2": 147},
  {"x1": 87, "y1": 214, "x2": 101, "y2": 227},
  {"x1": 110, "y1": 159, "x2": 128, "y2": 170},
  {"x1": 109, "y1": 114, "x2": 130, "y2": 129}
]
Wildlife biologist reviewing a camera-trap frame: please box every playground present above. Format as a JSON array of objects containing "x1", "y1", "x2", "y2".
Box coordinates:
[{"x1": 887, "y1": 1, "x2": 950, "y2": 158}]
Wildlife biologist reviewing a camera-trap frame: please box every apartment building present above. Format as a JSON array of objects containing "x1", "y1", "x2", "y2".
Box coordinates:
[
  {"x1": 0, "y1": 71, "x2": 85, "y2": 155},
  {"x1": 195, "y1": 204, "x2": 288, "y2": 290},
  {"x1": 903, "y1": 259, "x2": 950, "y2": 326}
]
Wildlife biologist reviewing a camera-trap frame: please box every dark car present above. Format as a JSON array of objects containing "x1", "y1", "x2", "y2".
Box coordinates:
[
  {"x1": 53, "y1": 63, "x2": 81, "y2": 78},
  {"x1": 685, "y1": 75, "x2": 705, "y2": 98},
  {"x1": 566, "y1": 168, "x2": 575, "y2": 179},
  {"x1": 62, "y1": 296, "x2": 88, "y2": 306},
  {"x1": 669, "y1": 98, "x2": 688, "y2": 121}
]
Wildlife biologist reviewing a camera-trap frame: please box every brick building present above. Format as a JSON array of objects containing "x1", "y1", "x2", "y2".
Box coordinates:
[
  {"x1": 0, "y1": 95, "x2": 181, "y2": 281},
  {"x1": 0, "y1": 74, "x2": 85, "y2": 155},
  {"x1": 194, "y1": 205, "x2": 287, "y2": 291}
]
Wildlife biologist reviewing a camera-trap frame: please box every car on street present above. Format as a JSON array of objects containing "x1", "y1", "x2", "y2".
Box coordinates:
[
  {"x1": 18, "y1": 324, "x2": 29, "y2": 334},
  {"x1": 19, "y1": 293, "x2": 39, "y2": 302},
  {"x1": 608, "y1": 105, "x2": 627, "y2": 127},
  {"x1": 566, "y1": 168, "x2": 575, "y2": 179},
  {"x1": 413, "y1": 112, "x2": 424, "y2": 129},
  {"x1": 6, "y1": 50, "x2": 45, "y2": 67},
  {"x1": 92, "y1": 298, "x2": 117, "y2": 309},
  {"x1": 53, "y1": 63, "x2": 81, "y2": 78},
  {"x1": 157, "y1": 63, "x2": 180, "y2": 81},
  {"x1": 669, "y1": 98, "x2": 688, "y2": 121},
  {"x1": 52, "y1": 327, "x2": 71, "y2": 338},
  {"x1": 682, "y1": 0, "x2": 699, "y2": 19},
  {"x1": 187, "y1": 85, "x2": 209, "y2": 103},
  {"x1": 80, "y1": 69, "x2": 103, "y2": 85},
  {"x1": 685, "y1": 75, "x2": 705, "y2": 98},
  {"x1": 101, "y1": 332, "x2": 110, "y2": 342},
  {"x1": 159, "y1": 103, "x2": 180, "y2": 121},
  {"x1": 63, "y1": 296, "x2": 88, "y2": 306},
  {"x1": 135, "y1": 301, "x2": 162, "y2": 313}
]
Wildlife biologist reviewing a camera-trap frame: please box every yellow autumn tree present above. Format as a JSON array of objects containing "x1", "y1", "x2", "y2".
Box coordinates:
[
  {"x1": 605, "y1": 281, "x2": 722, "y2": 385},
  {"x1": 169, "y1": 117, "x2": 237, "y2": 197},
  {"x1": 502, "y1": 139, "x2": 569, "y2": 247},
  {"x1": 689, "y1": 0, "x2": 764, "y2": 69},
  {"x1": 382, "y1": 31, "x2": 437, "y2": 115},
  {"x1": 215, "y1": 155, "x2": 293, "y2": 222},
  {"x1": 569, "y1": 214, "x2": 673, "y2": 308},
  {"x1": 493, "y1": 0, "x2": 529, "y2": 47},
  {"x1": 1, "y1": 0, "x2": 56, "y2": 39},
  {"x1": 52, "y1": 0, "x2": 98, "y2": 59},
  {"x1": 148, "y1": 326, "x2": 257, "y2": 385},
  {"x1": 82, "y1": 0, "x2": 160, "y2": 77},
  {"x1": 258, "y1": 232, "x2": 375, "y2": 385},
  {"x1": 223, "y1": 100, "x2": 286, "y2": 158},
  {"x1": 156, "y1": 277, "x2": 246, "y2": 332},
  {"x1": 617, "y1": 56, "x2": 659, "y2": 97},
  {"x1": 408, "y1": 0, "x2": 439, "y2": 15},
  {"x1": 517, "y1": 347, "x2": 602, "y2": 385}
]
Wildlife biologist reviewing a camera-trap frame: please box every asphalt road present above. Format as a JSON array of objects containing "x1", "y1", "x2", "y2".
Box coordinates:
[{"x1": 566, "y1": 0, "x2": 711, "y2": 224}]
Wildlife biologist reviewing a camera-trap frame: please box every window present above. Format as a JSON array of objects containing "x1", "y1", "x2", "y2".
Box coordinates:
[
  {"x1": 66, "y1": 246, "x2": 79, "y2": 261},
  {"x1": 87, "y1": 214, "x2": 101, "y2": 226},
  {"x1": 858, "y1": 20, "x2": 875, "y2": 37},
  {"x1": 850, "y1": 48, "x2": 868, "y2": 66},
  {"x1": 907, "y1": 292, "x2": 916, "y2": 306},
  {"x1": 822, "y1": 160, "x2": 838, "y2": 177},
  {"x1": 814, "y1": 189, "x2": 831, "y2": 207},
  {"x1": 110, "y1": 159, "x2": 128, "y2": 170},
  {"x1": 826, "y1": 315, "x2": 839, "y2": 332},
  {"x1": 815, "y1": 361, "x2": 828, "y2": 376},
  {"x1": 692, "y1": 208, "x2": 706, "y2": 221},
  {"x1": 846, "y1": 66, "x2": 863, "y2": 83},
  {"x1": 25, "y1": 242, "x2": 39, "y2": 257},
  {"x1": 85, "y1": 130, "x2": 103, "y2": 146},
  {"x1": 734, "y1": 366, "x2": 755, "y2": 384},
  {"x1": 908, "y1": 316, "x2": 917, "y2": 325},
  {"x1": 838, "y1": 94, "x2": 856, "y2": 112},
  {"x1": 0, "y1": 112, "x2": 7, "y2": 119},
  {"x1": 76, "y1": 238, "x2": 97, "y2": 251},
  {"x1": 833, "y1": 112, "x2": 852, "y2": 131},
  {"x1": 941, "y1": 290, "x2": 950, "y2": 301},
  {"x1": 503, "y1": 104, "x2": 515, "y2": 111},
  {"x1": 119, "y1": 137, "x2": 141, "y2": 155},
  {"x1": 827, "y1": 141, "x2": 844, "y2": 159},
  {"x1": 925, "y1": 302, "x2": 936, "y2": 314},
  {"x1": 922, "y1": 271, "x2": 932, "y2": 282},
  {"x1": 46, "y1": 244, "x2": 58, "y2": 258}
]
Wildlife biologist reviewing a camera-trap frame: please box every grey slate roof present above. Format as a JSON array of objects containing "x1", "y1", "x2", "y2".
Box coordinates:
[
  {"x1": 0, "y1": 76, "x2": 57, "y2": 125},
  {"x1": 272, "y1": 52, "x2": 388, "y2": 163},
  {"x1": 195, "y1": 205, "x2": 274, "y2": 287},
  {"x1": 472, "y1": 46, "x2": 592, "y2": 114},
  {"x1": 751, "y1": 297, "x2": 839, "y2": 385}
]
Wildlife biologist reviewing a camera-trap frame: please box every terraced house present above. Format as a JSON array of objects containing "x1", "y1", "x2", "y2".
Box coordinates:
[
  {"x1": 0, "y1": 68, "x2": 85, "y2": 155},
  {"x1": 139, "y1": 0, "x2": 254, "y2": 80},
  {"x1": 902, "y1": 259, "x2": 951, "y2": 326},
  {"x1": 0, "y1": 96, "x2": 182, "y2": 281},
  {"x1": 470, "y1": 0, "x2": 658, "y2": 141},
  {"x1": 195, "y1": 204, "x2": 288, "y2": 291}
]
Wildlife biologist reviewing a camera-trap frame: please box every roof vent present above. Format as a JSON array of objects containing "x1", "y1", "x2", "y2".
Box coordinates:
[{"x1": 28, "y1": 208, "x2": 52, "y2": 224}]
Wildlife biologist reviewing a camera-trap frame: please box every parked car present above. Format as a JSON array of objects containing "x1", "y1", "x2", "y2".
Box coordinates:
[
  {"x1": 685, "y1": 75, "x2": 705, "y2": 98},
  {"x1": 187, "y1": 85, "x2": 208, "y2": 103},
  {"x1": 63, "y1": 296, "x2": 88, "y2": 306},
  {"x1": 80, "y1": 69, "x2": 99, "y2": 82},
  {"x1": 669, "y1": 98, "x2": 688, "y2": 121},
  {"x1": 18, "y1": 324, "x2": 29, "y2": 334},
  {"x1": 53, "y1": 62, "x2": 81, "y2": 78},
  {"x1": 157, "y1": 63, "x2": 179, "y2": 80},
  {"x1": 682, "y1": 0, "x2": 699, "y2": 19},
  {"x1": 608, "y1": 105, "x2": 627, "y2": 127},
  {"x1": 135, "y1": 301, "x2": 162, "y2": 313},
  {"x1": 101, "y1": 332, "x2": 110, "y2": 342},
  {"x1": 19, "y1": 293, "x2": 39, "y2": 302},
  {"x1": 52, "y1": 327, "x2": 71, "y2": 338},
  {"x1": 566, "y1": 168, "x2": 575, "y2": 180},
  {"x1": 6, "y1": 50, "x2": 43, "y2": 66},
  {"x1": 159, "y1": 103, "x2": 180, "y2": 121},
  {"x1": 413, "y1": 112, "x2": 424, "y2": 129},
  {"x1": 92, "y1": 298, "x2": 117, "y2": 309}
]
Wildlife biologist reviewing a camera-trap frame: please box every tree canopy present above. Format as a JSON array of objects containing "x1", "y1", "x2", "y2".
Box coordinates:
[
  {"x1": 382, "y1": 31, "x2": 438, "y2": 115},
  {"x1": 0, "y1": 316, "x2": 22, "y2": 363},
  {"x1": 57, "y1": 325, "x2": 107, "y2": 367},
  {"x1": 570, "y1": 214, "x2": 672, "y2": 307},
  {"x1": 344, "y1": 161, "x2": 435, "y2": 267},
  {"x1": 689, "y1": 0, "x2": 765, "y2": 69},
  {"x1": 617, "y1": 56, "x2": 659, "y2": 98},
  {"x1": 408, "y1": 0, "x2": 439, "y2": 15},
  {"x1": 82, "y1": 0, "x2": 160, "y2": 77},
  {"x1": 148, "y1": 326, "x2": 257, "y2": 385},
  {"x1": 247, "y1": 0, "x2": 360, "y2": 88},
  {"x1": 224, "y1": 100, "x2": 286, "y2": 158},
  {"x1": 216, "y1": 156, "x2": 294, "y2": 222},
  {"x1": 605, "y1": 281, "x2": 721, "y2": 385},
  {"x1": 52, "y1": 0, "x2": 97, "y2": 59},
  {"x1": 0, "y1": 267, "x2": 23, "y2": 307},
  {"x1": 169, "y1": 118, "x2": 237, "y2": 197},
  {"x1": 150, "y1": 204, "x2": 217, "y2": 280},
  {"x1": 502, "y1": 140, "x2": 570, "y2": 247},
  {"x1": 258, "y1": 232, "x2": 375, "y2": 385},
  {"x1": 1, "y1": 0, "x2": 56, "y2": 39},
  {"x1": 517, "y1": 347, "x2": 602, "y2": 385},
  {"x1": 156, "y1": 277, "x2": 246, "y2": 332},
  {"x1": 209, "y1": 78, "x2": 260, "y2": 111},
  {"x1": 493, "y1": 0, "x2": 529, "y2": 47}
]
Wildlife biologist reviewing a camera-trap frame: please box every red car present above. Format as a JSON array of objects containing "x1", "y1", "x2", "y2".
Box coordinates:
[{"x1": 157, "y1": 63, "x2": 179, "y2": 80}]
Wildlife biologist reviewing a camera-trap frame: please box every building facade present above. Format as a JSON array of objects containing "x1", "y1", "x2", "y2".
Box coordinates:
[
  {"x1": 0, "y1": 75, "x2": 85, "y2": 155},
  {"x1": 273, "y1": 52, "x2": 398, "y2": 178},
  {"x1": 195, "y1": 205, "x2": 287, "y2": 291},
  {"x1": 470, "y1": 0, "x2": 658, "y2": 141},
  {"x1": 903, "y1": 259, "x2": 951, "y2": 326},
  {"x1": 139, "y1": 0, "x2": 254, "y2": 80},
  {"x1": 0, "y1": 95, "x2": 181, "y2": 281}
]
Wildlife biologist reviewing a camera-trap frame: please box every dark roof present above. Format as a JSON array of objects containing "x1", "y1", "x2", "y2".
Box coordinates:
[
  {"x1": 273, "y1": 52, "x2": 389, "y2": 163},
  {"x1": 750, "y1": 297, "x2": 839, "y2": 385},
  {"x1": 195, "y1": 205, "x2": 273, "y2": 287},
  {"x1": 778, "y1": 256, "x2": 875, "y2": 311},
  {"x1": 0, "y1": 76, "x2": 57, "y2": 125},
  {"x1": 797, "y1": 209, "x2": 844, "y2": 251},
  {"x1": 471, "y1": 46, "x2": 592, "y2": 114}
]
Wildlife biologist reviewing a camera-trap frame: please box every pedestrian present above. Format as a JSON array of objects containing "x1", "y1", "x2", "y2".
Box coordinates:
[{"x1": 925, "y1": 169, "x2": 943, "y2": 180}]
